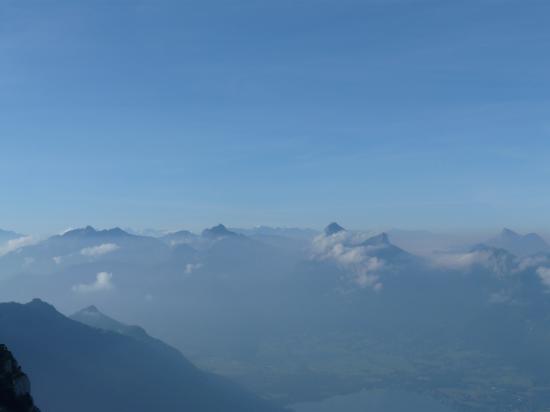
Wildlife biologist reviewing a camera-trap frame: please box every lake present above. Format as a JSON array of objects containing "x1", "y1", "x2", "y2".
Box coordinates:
[{"x1": 291, "y1": 389, "x2": 454, "y2": 412}]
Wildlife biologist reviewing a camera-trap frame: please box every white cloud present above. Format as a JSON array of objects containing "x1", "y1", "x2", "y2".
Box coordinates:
[
  {"x1": 430, "y1": 250, "x2": 491, "y2": 270},
  {"x1": 80, "y1": 243, "x2": 119, "y2": 257},
  {"x1": 429, "y1": 249, "x2": 513, "y2": 276},
  {"x1": 72, "y1": 272, "x2": 114, "y2": 293},
  {"x1": 52, "y1": 256, "x2": 63, "y2": 264},
  {"x1": 0, "y1": 236, "x2": 37, "y2": 256},
  {"x1": 517, "y1": 255, "x2": 550, "y2": 272},
  {"x1": 184, "y1": 263, "x2": 203, "y2": 274},
  {"x1": 312, "y1": 231, "x2": 384, "y2": 290},
  {"x1": 536, "y1": 267, "x2": 550, "y2": 289}
]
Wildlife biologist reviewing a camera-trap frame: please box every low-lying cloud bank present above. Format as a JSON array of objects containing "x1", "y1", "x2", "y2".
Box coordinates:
[
  {"x1": 429, "y1": 248, "x2": 550, "y2": 291},
  {"x1": 80, "y1": 243, "x2": 119, "y2": 257},
  {"x1": 312, "y1": 230, "x2": 384, "y2": 291},
  {"x1": 429, "y1": 249, "x2": 512, "y2": 274},
  {"x1": 0, "y1": 236, "x2": 38, "y2": 256}
]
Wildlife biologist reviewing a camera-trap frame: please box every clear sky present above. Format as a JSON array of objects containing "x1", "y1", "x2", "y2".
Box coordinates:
[{"x1": 1, "y1": 0, "x2": 550, "y2": 234}]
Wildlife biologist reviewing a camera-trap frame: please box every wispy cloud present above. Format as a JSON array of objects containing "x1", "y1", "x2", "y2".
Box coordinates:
[
  {"x1": 536, "y1": 267, "x2": 550, "y2": 289},
  {"x1": 429, "y1": 249, "x2": 514, "y2": 276},
  {"x1": 0, "y1": 235, "x2": 37, "y2": 256},
  {"x1": 312, "y1": 231, "x2": 384, "y2": 290},
  {"x1": 184, "y1": 263, "x2": 203, "y2": 274},
  {"x1": 430, "y1": 250, "x2": 492, "y2": 270},
  {"x1": 517, "y1": 255, "x2": 550, "y2": 272},
  {"x1": 80, "y1": 243, "x2": 119, "y2": 257},
  {"x1": 72, "y1": 272, "x2": 114, "y2": 293}
]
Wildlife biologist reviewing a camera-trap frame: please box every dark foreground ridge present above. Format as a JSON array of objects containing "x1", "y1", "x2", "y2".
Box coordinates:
[
  {"x1": 0, "y1": 345, "x2": 40, "y2": 412},
  {"x1": 0, "y1": 299, "x2": 287, "y2": 412}
]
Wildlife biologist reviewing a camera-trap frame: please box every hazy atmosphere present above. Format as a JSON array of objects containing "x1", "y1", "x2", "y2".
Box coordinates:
[{"x1": 1, "y1": 1, "x2": 550, "y2": 412}]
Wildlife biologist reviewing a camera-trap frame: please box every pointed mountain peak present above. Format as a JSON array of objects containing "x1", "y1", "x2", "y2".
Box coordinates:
[
  {"x1": 324, "y1": 222, "x2": 345, "y2": 236},
  {"x1": 72, "y1": 305, "x2": 111, "y2": 321},
  {"x1": 71, "y1": 306, "x2": 150, "y2": 342},
  {"x1": 81, "y1": 305, "x2": 101, "y2": 314},
  {"x1": 365, "y1": 232, "x2": 390, "y2": 245},
  {"x1": 202, "y1": 224, "x2": 238, "y2": 238}
]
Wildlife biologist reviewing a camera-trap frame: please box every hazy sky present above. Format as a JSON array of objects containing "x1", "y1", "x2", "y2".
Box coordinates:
[{"x1": 1, "y1": 0, "x2": 550, "y2": 234}]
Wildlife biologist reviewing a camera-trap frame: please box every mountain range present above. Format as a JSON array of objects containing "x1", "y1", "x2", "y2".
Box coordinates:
[
  {"x1": 0, "y1": 299, "x2": 287, "y2": 412},
  {"x1": 2, "y1": 223, "x2": 550, "y2": 410},
  {"x1": 483, "y1": 228, "x2": 550, "y2": 257}
]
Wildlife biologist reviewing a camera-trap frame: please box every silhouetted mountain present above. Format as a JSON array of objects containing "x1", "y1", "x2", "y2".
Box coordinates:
[
  {"x1": 202, "y1": 224, "x2": 239, "y2": 239},
  {"x1": 0, "y1": 299, "x2": 287, "y2": 412},
  {"x1": 324, "y1": 222, "x2": 345, "y2": 236},
  {"x1": 484, "y1": 228, "x2": 550, "y2": 257},
  {"x1": 0, "y1": 345, "x2": 40, "y2": 412}
]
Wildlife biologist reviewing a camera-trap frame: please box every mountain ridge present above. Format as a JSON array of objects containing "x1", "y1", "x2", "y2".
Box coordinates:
[
  {"x1": 484, "y1": 228, "x2": 550, "y2": 257},
  {"x1": 0, "y1": 299, "x2": 287, "y2": 412}
]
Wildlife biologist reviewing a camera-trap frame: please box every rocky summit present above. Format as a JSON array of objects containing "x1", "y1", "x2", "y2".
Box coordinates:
[{"x1": 0, "y1": 345, "x2": 39, "y2": 412}]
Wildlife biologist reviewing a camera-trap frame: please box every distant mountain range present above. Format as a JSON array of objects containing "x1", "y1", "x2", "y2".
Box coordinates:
[
  {"x1": 483, "y1": 228, "x2": 550, "y2": 257},
  {"x1": 0, "y1": 226, "x2": 171, "y2": 276},
  {"x1": 0, "y1": 299, "x2": 287, "y2": 412},
  {"x1": 2, "y1": 223, "x2": 550, "y2": 409}
]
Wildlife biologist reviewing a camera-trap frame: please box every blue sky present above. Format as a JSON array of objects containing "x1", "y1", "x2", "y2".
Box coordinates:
[{"x1": 1, "y1": 0, "x2": 550, "y2": 234}]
